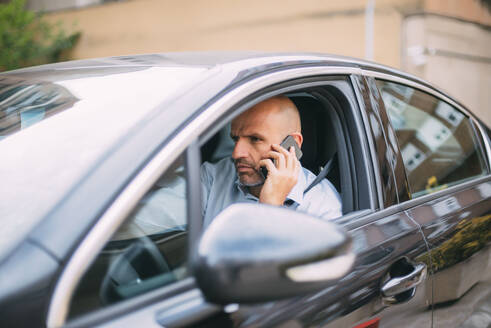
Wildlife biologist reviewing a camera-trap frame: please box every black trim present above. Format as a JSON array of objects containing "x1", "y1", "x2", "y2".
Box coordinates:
[
  {"x1": 368, "y1": 76, "x2": 411, "y2": 203},
  {"x1": 359, "y1": 76, "x2": 400, "y2": 207},
  {"x1": 350, "y1": 74, "x2": 383, "y2": 210}
]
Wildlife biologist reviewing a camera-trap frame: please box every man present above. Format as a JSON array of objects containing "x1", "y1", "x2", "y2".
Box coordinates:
[{"x1": 201, "y1": 95, "x2": 342, "y2": 227}]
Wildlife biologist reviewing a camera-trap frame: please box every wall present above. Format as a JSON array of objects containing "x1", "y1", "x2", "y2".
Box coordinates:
[
  {"x1": 44, "y1": 0, "x2": 417, "y2": 68},
  {"x1": 424, "y1": 0, "x2": 491, "y2": 25},
  {"x1": 403, "y1": 14, "x2": 491, "y2": 126}
]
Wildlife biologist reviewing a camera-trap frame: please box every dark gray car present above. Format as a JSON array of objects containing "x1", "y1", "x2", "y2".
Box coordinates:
[{"x1": 0, "y1": 52, "x2": 489, "y2": 328}]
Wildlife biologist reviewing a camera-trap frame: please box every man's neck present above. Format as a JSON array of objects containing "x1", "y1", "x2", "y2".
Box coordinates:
[{"x1": 248, "y1": 185, "x2": 262, "y2": 198}]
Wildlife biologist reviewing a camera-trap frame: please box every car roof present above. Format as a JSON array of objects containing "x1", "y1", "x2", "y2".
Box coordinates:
[
  {"x1": 0, "y1": 51, "x2": 447, "y2": 260},
  {"x1": 2, "y1": 51, "x2": 430, "y2": 82}
]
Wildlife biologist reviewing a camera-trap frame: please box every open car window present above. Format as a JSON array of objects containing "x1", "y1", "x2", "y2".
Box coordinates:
[{"x1": 199, "y1": 85, "x2": 372, "y2": 226}]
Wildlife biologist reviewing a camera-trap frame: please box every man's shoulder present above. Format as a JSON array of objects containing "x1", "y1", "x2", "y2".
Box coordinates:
[
  {"x1": 201, "y1": 157, "x2": 236, "y2": 183},
  {"x1": 202, "y1": 157, "x2": 234, "y2": 172}
]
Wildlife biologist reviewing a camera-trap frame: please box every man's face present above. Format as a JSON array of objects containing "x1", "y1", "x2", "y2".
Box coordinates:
[{"x1": 230, "y1": 103, "x2": 285, "y2": 186}]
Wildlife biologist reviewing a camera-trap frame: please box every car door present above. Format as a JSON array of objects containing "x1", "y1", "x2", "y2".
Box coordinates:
[
  {"x1": 369, "y1": 75, "x2": 491, "y2": 327},
  {"x1": 50, "y1": 66, "x2": 432, "y2": 328}
]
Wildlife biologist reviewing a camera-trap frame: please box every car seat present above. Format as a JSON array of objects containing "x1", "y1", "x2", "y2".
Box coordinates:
[{"x1": 289, "y1": 95, "x2": 340, "y2": 192}]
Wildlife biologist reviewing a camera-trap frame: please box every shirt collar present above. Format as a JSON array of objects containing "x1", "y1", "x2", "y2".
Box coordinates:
[
  {"x1": 235, "y1": 177, "x2": 258, "y2": 200},
  {"x1": 234, "y1": 167, "x2": 306, "y2": 204}
]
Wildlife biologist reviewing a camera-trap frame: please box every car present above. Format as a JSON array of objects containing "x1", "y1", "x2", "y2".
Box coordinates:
[{"x1": 0, "y1": 52, "x2": 490, "y2": 328}]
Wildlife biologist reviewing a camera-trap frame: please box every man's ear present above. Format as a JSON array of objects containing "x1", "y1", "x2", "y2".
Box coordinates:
[{"x1": 291, "y1": 132, "x2": 303, "y2": 148}]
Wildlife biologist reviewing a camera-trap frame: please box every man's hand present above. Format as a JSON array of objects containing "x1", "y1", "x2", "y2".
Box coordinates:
[{"x1": 258, "y1": 144, "x2": 300, "y2": 206}]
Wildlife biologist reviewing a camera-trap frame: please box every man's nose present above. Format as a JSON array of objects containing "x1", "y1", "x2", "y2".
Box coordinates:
[{"x1": 232, "y1": 139, "x2": 248, "y2": 160}]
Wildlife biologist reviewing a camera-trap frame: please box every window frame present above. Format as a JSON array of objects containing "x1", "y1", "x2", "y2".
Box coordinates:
[
  {"x1": 197, "y1": 77, "x2": 375, "y2": 215},
  {"x1": 352, "y1": 74, "x2": 409, "y2": 209}
]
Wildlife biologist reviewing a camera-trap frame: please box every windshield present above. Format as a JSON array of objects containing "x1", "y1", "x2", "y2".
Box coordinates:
[{"x1": 0, "y1": 65, "x2": 209, "y2": 260}]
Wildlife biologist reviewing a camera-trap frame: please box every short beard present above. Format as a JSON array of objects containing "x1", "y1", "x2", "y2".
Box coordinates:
[
  {"x1": 237, "y1": 172, "x2": 265, "y2": 187},
  {"x1": 235, "y1": 159, "x2": 265, "y2": 187},
  {"x1": 240, "y1": 179, "x2": 264, "y2": 187}
]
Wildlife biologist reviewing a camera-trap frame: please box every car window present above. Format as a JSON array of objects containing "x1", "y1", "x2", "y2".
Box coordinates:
[
  {"x1": 68, "y1": 154, "x2": 188, "y2": 319},
  {"x1": 199, "y1": 90, "x2": 360, "y2": 226},
  {"x1": 376, "y1": 80, "x2": 487, "y2": 197}
]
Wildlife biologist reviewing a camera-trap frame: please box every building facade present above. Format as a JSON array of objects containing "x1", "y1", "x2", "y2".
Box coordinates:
[{"x1": 27, "y1": 0, "x2": 491, "y2": 125}]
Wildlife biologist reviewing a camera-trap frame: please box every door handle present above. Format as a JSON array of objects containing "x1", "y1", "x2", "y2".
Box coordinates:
[{"x1": 381, "y1": 262, "x2": 427, "y2": 305}]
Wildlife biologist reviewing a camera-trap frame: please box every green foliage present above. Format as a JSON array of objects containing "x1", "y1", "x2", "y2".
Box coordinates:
[
  {"x1": 0, "y1": 0, "x2": 80, "y2": 71},
  {"x1": 418, "y1": 214, "x2": 491, "y2": 272}
]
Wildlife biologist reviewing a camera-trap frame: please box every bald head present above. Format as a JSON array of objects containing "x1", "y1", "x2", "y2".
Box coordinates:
[{"x1": 233, "y1": 96, "x2": 301, "y2": 136}]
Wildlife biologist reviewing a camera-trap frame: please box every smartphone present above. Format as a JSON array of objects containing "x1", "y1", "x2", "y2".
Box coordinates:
[{"x1": 260, "y1": 135, "x2": 303, "y2": 179}]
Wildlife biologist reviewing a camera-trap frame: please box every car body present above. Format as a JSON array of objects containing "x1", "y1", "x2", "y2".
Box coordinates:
[{"x1": 0, "y1": 52, "x2": 490, "y2": 328}]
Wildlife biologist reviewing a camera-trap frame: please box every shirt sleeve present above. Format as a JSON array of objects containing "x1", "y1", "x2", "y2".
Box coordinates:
[
  {"x1": 320, "y1": 204, "x2": 342, "y2": 220},
  {"x1": 317, "y1": 180, "x2": 343, "y2": 220}
]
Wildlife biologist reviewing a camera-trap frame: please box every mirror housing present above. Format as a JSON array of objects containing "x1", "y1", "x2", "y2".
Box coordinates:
[{"x1": 193, "y1": 204, "x2": 355, "y2": 304}]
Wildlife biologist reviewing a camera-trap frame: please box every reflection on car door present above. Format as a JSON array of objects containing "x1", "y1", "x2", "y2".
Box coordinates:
[{"x1": 373, "y1": 77, "x2": 491, "y2": 327}]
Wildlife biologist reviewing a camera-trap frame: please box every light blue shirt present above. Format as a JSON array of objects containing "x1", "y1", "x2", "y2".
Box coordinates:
[{"x1": 201, "y1": 157, "x2": 342, "y2": 227}]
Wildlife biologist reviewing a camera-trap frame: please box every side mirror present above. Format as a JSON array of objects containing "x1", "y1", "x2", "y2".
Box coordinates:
[{"x1": 193, "y1": 203, "x2": 355, "y2": 304}]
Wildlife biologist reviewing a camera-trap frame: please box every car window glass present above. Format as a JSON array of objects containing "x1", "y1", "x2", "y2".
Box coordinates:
[
  {"x1": 68, "y1": 155, "x2": 188, "y2": 320},
  {"x1": 376, "y1": 80, "x2": 487, "y2": 197}
]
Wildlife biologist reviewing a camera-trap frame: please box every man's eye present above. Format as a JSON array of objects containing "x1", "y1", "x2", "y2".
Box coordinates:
[
  {"x1": 231, "y1": 136, "x2": 238, "y2": 143},
  {"x1": 250, "y1": 136, "x2": 260, "y2": 143}
]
